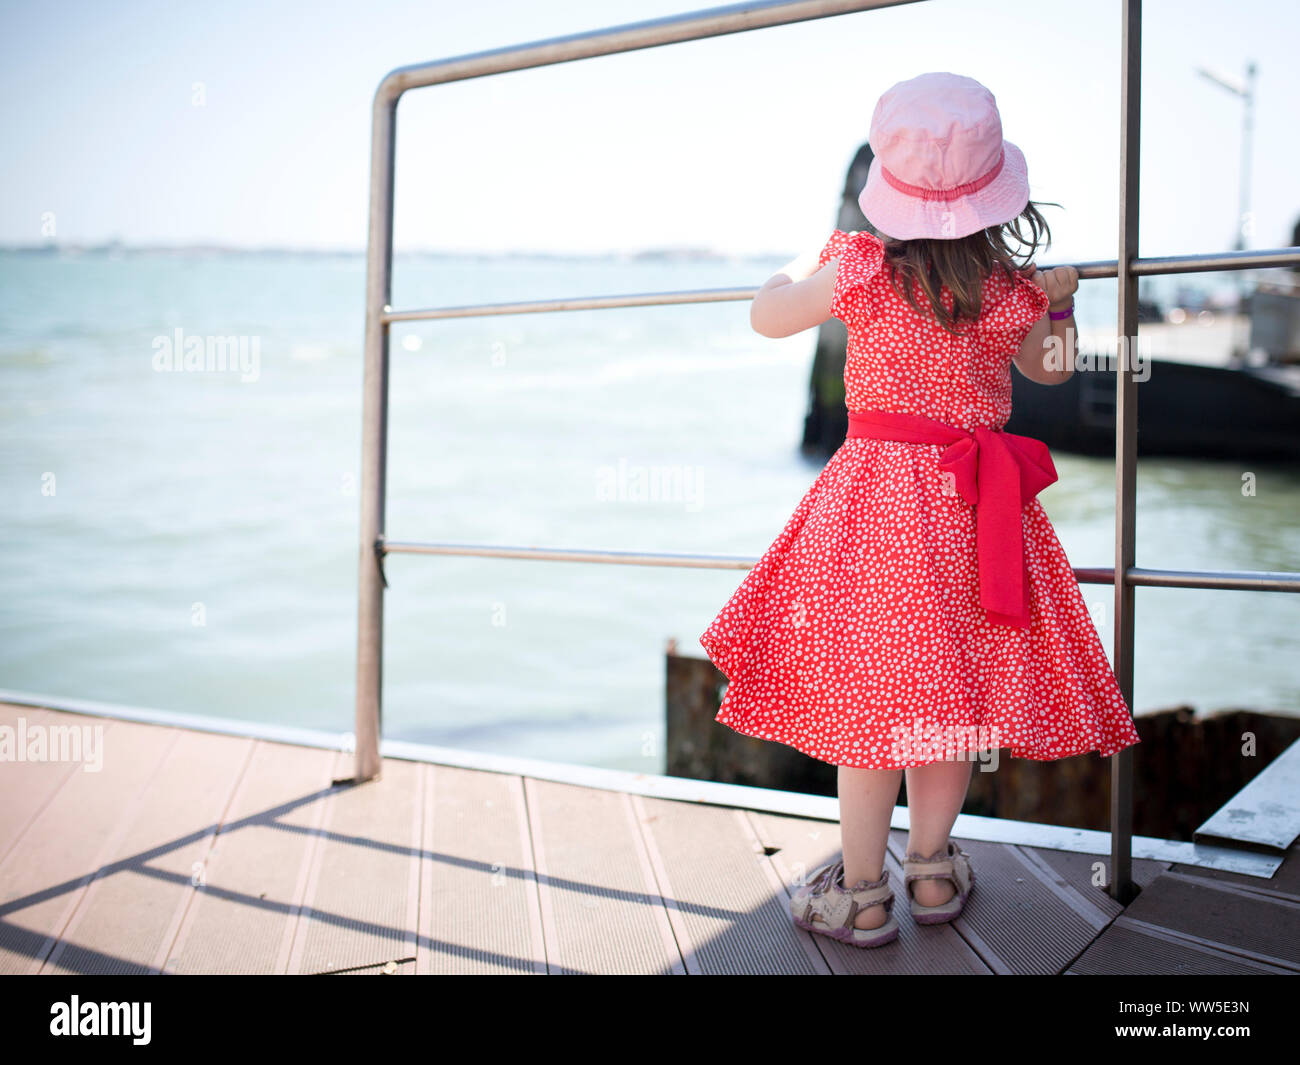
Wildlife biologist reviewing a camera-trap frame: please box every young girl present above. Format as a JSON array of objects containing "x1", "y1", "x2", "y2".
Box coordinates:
[{"x1": 698, "y1": 72, "x2": 1142, "y2": 948}]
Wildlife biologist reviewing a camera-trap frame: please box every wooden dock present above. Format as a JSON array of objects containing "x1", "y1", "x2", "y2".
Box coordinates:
[{"x1": 2, "y1": 702, "x2": 1298, "y2": 976}]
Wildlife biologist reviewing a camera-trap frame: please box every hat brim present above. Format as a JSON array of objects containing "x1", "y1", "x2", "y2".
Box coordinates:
[{"x1": 858, "y1": 140, "x2": 1031, "y2": 240}]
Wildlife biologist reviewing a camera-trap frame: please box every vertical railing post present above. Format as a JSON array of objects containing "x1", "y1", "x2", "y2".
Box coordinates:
[
  {"x1": 354, "y1": 80, "x2": 400, "y2": 783},
  {"x1": 1110, "y1": 0, "x2": 1142, "y2": 903}
]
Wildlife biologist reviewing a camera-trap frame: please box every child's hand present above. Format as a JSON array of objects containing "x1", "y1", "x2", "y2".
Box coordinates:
[{"x1": 1022, "y1": 264, "x2": 1079, "y2": 311}]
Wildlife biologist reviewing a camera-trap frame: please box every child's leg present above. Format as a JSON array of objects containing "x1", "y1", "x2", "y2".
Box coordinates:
[
  {"x1": 838, "y1": 765, "x2": 903, "y2": 929},
  {"x1": 904, "y1": 756, "x2": 975, "y2": 906}
]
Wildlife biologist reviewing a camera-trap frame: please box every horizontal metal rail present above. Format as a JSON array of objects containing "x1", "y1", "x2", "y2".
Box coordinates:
[
  {"x1": 383, "y1": 249, "x2": 1300, "y2": 323},
  {"x1": 383, "y1": 540, "x2": 760, "y2": 569},
  {"x1": 1115, "y1": 567, "x2": 1300, "y2": 593},
  {"x1": 382, "y1": 540, "x2": 1300, "y2": 592},
  {"x1": 373, "y1": 0, "x2": 925, "y2": 103},
  {"x1": 1101, "y1": 246, "x2": 1300, "y2": 277},
  {"x1": 382, "y1": 287, "x2": 757, "y2": 323}
]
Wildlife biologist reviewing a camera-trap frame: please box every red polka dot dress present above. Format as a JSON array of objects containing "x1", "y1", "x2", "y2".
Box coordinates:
[{"x1": 698, "y1": 228, "x2": 1142, "y2": 770}]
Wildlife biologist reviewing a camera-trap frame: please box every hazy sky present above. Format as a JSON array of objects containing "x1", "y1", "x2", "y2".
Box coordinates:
[{"x1": 2, "y1": 0, "x2": 1296, "y2": 261}]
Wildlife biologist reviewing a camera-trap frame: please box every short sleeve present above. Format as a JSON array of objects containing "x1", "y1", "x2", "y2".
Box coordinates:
[
  {"x1": 817, "y1": 228, "x2": 855, "y2": 270},
  {"x1": 979, "y1": 269, "x2": 1051, "y2": 348},
  {"x1": 819, "y1": 230, "x2": 886, "y2": 325}
]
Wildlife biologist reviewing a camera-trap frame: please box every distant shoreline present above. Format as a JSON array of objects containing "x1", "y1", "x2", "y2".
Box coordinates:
[
  {"x1": 0, "y1": 241, "x2": 1158, "y2": 275},
  {"x1": 0, "y1": 242, "x2": 787, "y2": 263}
]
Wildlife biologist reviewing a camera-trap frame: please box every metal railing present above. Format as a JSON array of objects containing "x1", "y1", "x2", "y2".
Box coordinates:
[{"x1": 354, "y1": 0, "x2": 1300, "y2": 902}]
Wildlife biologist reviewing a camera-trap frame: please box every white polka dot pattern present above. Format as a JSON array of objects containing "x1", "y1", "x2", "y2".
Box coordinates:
[{"x1": 698, "y1": 229, "x2": 1142, "y2": 769}]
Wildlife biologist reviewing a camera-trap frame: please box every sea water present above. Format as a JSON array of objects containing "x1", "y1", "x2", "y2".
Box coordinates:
[{"x1": 0, "y1": 249, "x2": 1295, "y2": 772}]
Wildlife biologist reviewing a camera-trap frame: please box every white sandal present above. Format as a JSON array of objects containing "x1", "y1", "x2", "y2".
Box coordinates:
[
  {"x1": 789, "y1": 858, "x2": 899, "y2": 948},
  {"x1": 903, "y1": 839, "x2": 974, "y2": 924}
]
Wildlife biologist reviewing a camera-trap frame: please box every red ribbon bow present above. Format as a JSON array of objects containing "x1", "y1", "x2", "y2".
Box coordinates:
[{"x1": 846, "y1": 408, "x2": 1059, "y2": 628}]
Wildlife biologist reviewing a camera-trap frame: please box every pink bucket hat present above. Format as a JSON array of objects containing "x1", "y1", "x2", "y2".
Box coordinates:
[{"x1": 858, "y1": 72, "x2": 1031, "y2": 241}]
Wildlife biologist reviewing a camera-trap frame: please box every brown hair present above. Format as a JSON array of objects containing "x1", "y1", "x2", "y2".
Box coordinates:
[{"x1": 877, "y1": 199, "x2": 1059, "y2": 336}]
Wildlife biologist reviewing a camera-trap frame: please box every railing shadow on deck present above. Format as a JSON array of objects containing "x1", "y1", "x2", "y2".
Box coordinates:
[{"x1": 3, "y1": 779, "x2": 751, "y2": 975}]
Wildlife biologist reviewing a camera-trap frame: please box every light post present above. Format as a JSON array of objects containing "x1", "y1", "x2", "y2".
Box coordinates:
[
  {"x1": 1196, "y1": 61, "x2": 1256, "y2": 252},
  {"x1": 1196, "y1": 61, "x2": 1257, "y2": 314}
]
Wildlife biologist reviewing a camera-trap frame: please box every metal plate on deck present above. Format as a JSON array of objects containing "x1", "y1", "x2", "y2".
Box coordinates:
[{"x1": 1194, "y1": 739, "x2": 1300, "y2": 853}]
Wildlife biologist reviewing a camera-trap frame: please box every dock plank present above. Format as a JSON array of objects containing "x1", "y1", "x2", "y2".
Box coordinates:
[
  {"x1": 42, "y1": 728, "x2": 253, "y2": 974},
  {"x1": 525, "y1": 778, "x2": 683, "y2": 974},
  {"x1": 0, "y1": 715, "x2": 178, "y2": 974},
  {"x1": 889, "y1": 829, "x2": 1110, "y2": 975},
  {"x1": 287, "y1": 756, "x2": 423, "y2": 974},
  {"x1": 1067, "y1": 919, "x2": 1294, "y2": 975},
  {"x1": 418, "y1": 766, "x2": 545, "y2": 975},
  {"x1": 1106, "y1": 871, "x2": 1300, "y2": 971},
  {"x1": 1167, "y1": 841, "x2": 1300, "y2": 902},
  {"x1": 1028, "y1": 844, "x2": 1170, "y2": 907},
  {"x1": 633, "y1": 796, "x2": 829, "y2": 975},
  {"x1": 165, "y1": 740, "x2": 341, "y2": 974},
  {"x1": 0, "y1": 705, "x2": 88, "y2": 862}
]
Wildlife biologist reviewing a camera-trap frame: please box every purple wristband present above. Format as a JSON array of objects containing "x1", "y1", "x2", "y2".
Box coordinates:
[{"x1": 1048, "y1": 300, "x2": 1074, "y2": 321}]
